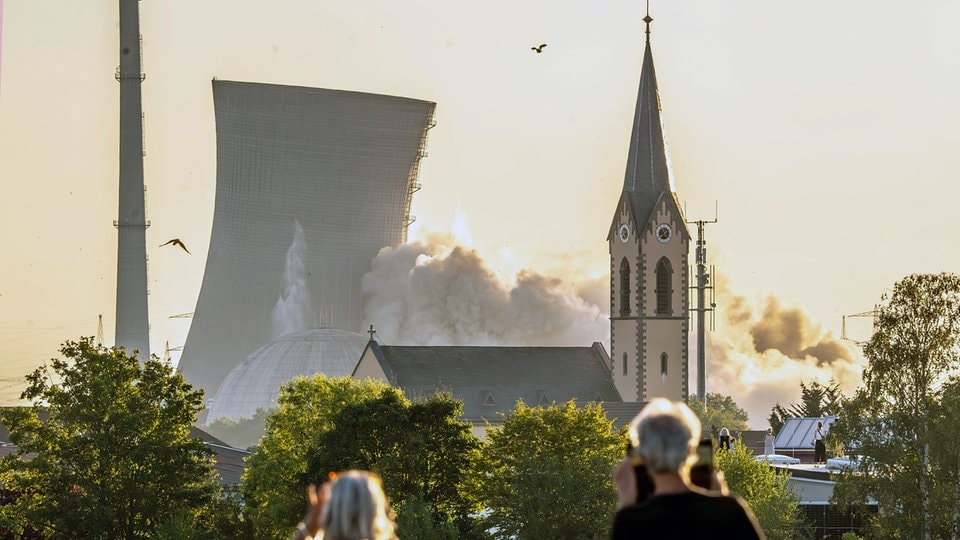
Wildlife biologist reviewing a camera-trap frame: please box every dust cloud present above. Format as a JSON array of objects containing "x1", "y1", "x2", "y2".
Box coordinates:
[{"x1": 361, "y1": 233, "x2": 609, "y2": 347}]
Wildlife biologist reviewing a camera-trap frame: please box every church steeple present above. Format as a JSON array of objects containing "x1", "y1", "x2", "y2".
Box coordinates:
[
  {"x1": 621, "y1": 10, "x2": 672, "y2": 221},
  {"x1": 608, "y1": 8, "x2": 690, "y2": 404}
]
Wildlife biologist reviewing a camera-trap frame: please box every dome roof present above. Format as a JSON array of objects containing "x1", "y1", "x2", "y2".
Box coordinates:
[{"x1": 207, "y1": 328, "x2": 368, "y2": 421}]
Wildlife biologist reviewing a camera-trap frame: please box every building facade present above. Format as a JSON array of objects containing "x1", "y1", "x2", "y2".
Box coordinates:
[{"x1": 608, "y1": 19, "x2": 690, "y2": 402}]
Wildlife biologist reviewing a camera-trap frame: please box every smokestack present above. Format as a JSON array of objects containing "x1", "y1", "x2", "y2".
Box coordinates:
[{"x1": 113, "y1": 0, "x2": 150, "y2": 360}]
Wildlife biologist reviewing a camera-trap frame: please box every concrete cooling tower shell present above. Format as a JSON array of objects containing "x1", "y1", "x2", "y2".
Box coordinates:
[
  {"x1": 178, "y1": 80, "x2": 436, "y2": 398},
  {"x1": 207, "y1": 328, "x2": 368, "y2": 421}
]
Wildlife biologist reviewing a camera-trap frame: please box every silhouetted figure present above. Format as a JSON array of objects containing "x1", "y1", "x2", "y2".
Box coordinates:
[
  {"x1": 814, "y1": 421, "x2": 826, "y2": 466},
  {"x1": 611, "y1": 399, "x2": 764, "y2": 539},
  {"x1": 159, "y1": 238, "x2": 190, "y2": 254},
  {"x1": 718, "y1": 427, "x2": 731, "y2": 451},
  {"x1": 531, "y1": 43, "x2": 547, "y2": 53}
]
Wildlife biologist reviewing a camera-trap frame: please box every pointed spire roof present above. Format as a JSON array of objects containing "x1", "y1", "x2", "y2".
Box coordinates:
[{"x1": 620, "y1": 12, "x2": 674, "y2": 225}]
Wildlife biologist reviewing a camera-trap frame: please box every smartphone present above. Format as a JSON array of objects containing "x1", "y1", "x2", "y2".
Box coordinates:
[
  {"x1": 689, "y1": 438, "x2": 713, "y2": 490},
  {"x1": 626, "y1": 442, "x2": 655, "y2": 504}
]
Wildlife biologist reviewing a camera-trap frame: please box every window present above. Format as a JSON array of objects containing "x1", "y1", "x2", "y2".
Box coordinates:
[
  {"x1": 620, "y1": 258, "x2": 631, "y2": 317},
  {"x1": 622, "y1": 352, "x2": 628, "y2": 376},
  {"x1": 655, "y1": 257, "x2": 672, "y2": 314},
  {"x1": 661, "y1": 352, "x2": 668, "y2": 378}
]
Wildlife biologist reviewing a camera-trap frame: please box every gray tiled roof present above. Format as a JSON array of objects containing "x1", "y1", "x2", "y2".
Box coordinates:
[
  {"x1": 372, "y1": 342, "x2": 622, "y2": 423},
  {"x1": 598, "y1": 401, "x2": 646, "y2": 431}
]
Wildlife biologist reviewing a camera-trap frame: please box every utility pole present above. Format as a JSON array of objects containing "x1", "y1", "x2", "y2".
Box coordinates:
[{"x1": 688, "y1": 211, "x2": 717, "y2": 404}]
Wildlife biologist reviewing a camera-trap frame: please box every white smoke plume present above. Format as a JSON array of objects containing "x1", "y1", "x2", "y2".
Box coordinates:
[
  {"x1": 704, "y1": 273, "x2": 865, "y2": 428},
  {"x1": 272, "y1": 219, "x2": 316, "y2": 339},
  {"x1": 361, "y1": 233, "x2": 609, "y2": 346}
]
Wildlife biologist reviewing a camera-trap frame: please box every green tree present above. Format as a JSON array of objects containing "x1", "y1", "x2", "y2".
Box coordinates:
[
  {"x1": 470, "y1": 401, "x2": 623, "y2": 540},
  {"x1": 0, "y1": 337, "x2": 220, "y2": 539},
  {"x1": 204, "y1": 407, "x2": 273, "y2": 450},
  {"x1": 714, "y1": 438, "x2": 806, "y2": 540},
  {"x1": 768, "y1": 379, "x2": 842, "y2": 433},
  {"x1": 832, "y1": 273, "x2": 960, "y2": 540},
  {"x1": 241, "y1": 375, "x2": 397, "y2": 539},
  {"x1": 687, "y1": 393, "x2": 749, "y2": 436},
  {"x1": 305, "y1": 390, "x2": 480, "y2": 538}
]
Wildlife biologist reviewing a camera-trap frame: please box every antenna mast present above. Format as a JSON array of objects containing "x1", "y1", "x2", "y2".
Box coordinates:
[{"x1": 688, "y1": 205, "x2": 717, "y2": 403}]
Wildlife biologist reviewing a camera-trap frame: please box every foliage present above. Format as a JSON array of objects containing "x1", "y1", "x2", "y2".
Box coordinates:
[
  {"x1": 714, "y1": 437, "x2": 807, "y2": 540},
  {"x1": 0, "y1": 337, "x2": 220, "y2": 540},
  {"x1": 831, "y1": 273, "x2": 960, "y2": 540},
  {"x1": 241, "y1": 376, "x2": 480, "y2": 539},
  {"x1": 687, "y1": 393, "x2": 749, "y2": 436},
  {"x1": 393, "y1": 496, "x2": 459, "y2": 540},
  {"x1": 204, "y1": 407, "x2": 273, "y2": 450},
  {"x1": 305, "y1": 390, "x2": 481, "y2": 539},
  {"x1": 768, "y1": 379, "x2": 842, "y2": 433},
  {"x1": 470, "y1": 401, "x2": 624, "y2": 540},
  {"x1": 241, "y1": 375, "x2": 397, "y2": 539}
]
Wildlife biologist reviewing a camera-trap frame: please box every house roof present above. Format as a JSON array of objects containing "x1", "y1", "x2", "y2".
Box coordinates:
[{"x1": 361, "y1": 341, "x2": 622, "y2": 422}]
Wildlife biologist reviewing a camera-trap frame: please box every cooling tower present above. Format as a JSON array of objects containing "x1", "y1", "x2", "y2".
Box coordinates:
[{"x1": 178, "y1": 80, "x2": 436, "y2": 398}]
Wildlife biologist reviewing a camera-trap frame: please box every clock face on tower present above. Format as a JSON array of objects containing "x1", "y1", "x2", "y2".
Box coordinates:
[
  {"x1": 655, "y1": 223, "x2": 673, "y2": 243},
  {"x1": 618, "y1": 223, "x2": 630, "y2": 243}
]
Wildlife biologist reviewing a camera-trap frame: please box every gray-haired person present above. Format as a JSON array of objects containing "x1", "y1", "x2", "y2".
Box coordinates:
[{"x1": 611, "y1": 399, "x2": 765, "y2": 539}]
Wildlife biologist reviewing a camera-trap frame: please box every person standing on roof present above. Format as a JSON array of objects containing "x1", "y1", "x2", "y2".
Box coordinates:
[{"x1": 813, "y1": 421, "x2": 826, "y2": 466}]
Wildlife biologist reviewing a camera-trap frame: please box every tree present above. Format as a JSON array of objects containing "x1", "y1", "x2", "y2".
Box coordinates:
[
  {"x1": 470, "y1": 401, "x2": 624, "y2": 540},
  {"x1": 204, "y1": 407, "x2": 273, "y2": 450},
  {"x1": 832, "y1": 273, "x2": 960, "y2": 540},
  {"x1": 305, "y1": 390, "x2": 481, "y2": 538},
  {"x1": 241, "y1": 375, "x2": 397, "y2": 539},
  {"x1": 714, "y1": 437, "x2": 806, "y2": 540},
  {"x1": 0, "y1": 337, "x2": 220, "y2": 539},
  {"x1": 687, "y1": 393, "x2": 749, "y2": 436},
  {"x1": 768, "y1": 379, "x2": 842, "y2": 433}
]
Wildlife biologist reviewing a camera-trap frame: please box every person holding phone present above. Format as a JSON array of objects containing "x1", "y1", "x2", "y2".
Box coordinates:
[{"x1": 611, "y1": 399, "x2": 765, "y2": 539}]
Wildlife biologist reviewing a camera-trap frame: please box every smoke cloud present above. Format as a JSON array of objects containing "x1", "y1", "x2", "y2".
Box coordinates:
[
  {"x1": 362, "y1": 228, "x2": 863, "y2": 429},
  {"x1": 361, "y1": 233, "x2": 609, "y2": 347},
  {"x1": 704, "y1": 273, "x2": 864, "y2": 427},
  {"x1": 272, "y1": 219, "x2": 315, "y2": 339}
]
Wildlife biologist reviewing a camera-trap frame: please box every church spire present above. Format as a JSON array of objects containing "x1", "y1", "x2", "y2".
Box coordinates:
[
  {"x1": 622, "y1": 5, "x2": 671, "y2": 210},
  {"x1": 644, "y1": 1, "x2": 653, "y2": 44}
]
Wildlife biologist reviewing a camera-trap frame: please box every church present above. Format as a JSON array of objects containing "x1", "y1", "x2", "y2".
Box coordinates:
[{"x1": 353, "y1": 14, "x2": 691, "y2": 430}]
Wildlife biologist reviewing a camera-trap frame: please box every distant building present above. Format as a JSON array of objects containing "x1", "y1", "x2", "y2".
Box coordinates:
[
  {"x1": 207, "y1": 328, "x2": 368, "y2": 422},
  {"x1": 352, "y1": 340, "x2": 622, "y2": 436},
  {"x1": 178, "y1": 81, "x2": 436, "y2": 398},
  {"x1": 607, "y1": 15, "x2": 690, "y2": 403}
]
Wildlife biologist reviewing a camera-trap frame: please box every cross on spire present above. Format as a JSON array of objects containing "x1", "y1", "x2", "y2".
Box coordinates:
[
  {"x1": 367, "y1": 324, "x2": 377, "y2": 340},
  {"x1": 644, "y1": 1, "x2": 653, "y2": 44}
]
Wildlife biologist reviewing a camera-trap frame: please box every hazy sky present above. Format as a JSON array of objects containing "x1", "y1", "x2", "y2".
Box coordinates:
[{"x1": 2, "y1": 1, "x2": 959, "y2": 425}]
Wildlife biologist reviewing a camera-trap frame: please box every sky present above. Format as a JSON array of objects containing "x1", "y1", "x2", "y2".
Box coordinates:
[{"x1": 2, "y1": 0, "x2": 959, "y2": 427}]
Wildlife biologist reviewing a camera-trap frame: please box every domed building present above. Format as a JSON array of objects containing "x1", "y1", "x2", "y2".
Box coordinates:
[{"x1": 206, "y1": 328, "x2": 368, "y2": 421}]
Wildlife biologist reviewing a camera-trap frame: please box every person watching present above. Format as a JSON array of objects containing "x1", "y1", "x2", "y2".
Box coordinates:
[
  {"x1": 611, "y1": 398, "x2": 765, "y2": 539},
  {"x1": 293, "y1": 470, "x2": 398, "y2": 540}
]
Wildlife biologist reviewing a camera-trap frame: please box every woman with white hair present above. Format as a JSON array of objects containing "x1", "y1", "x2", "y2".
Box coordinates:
[
  {"x1": 611, "y1": 399, "x2": 764, "y2": 539},
  {"x1": 293, "y1": 470, "x2": 398, "y2": 540}
]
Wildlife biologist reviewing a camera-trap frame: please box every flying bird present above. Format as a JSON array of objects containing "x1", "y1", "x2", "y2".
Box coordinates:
[
  {"x1": 160, "y1": 238, "x2": 190, "y2": 254},
  {"x1": 531, "y1": 43, "x2": 547, "y2": 53}
]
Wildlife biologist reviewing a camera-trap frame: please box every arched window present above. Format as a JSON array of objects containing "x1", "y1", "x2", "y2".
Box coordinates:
[
  {"x1": 622, "y1": 352, "x2": 628, "y2": 376},
  {"x1": 655, "y1": 257, "x2": 672, "y2": 315},
  {"x1": 619, "y1": 258, "x2": 631, "y2": 317},
  {"x1": 661, "y1": 352, "x2": 669, "y2": 378}
]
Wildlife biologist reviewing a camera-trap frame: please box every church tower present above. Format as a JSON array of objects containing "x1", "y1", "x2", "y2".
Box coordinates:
[{"x1": 609, "y1": 13, "x2": 689, "y2": 403}]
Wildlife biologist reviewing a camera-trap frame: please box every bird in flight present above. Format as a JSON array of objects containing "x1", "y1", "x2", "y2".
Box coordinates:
[
  {"x1": 160, "y1": 238, "x2": 191, "y2": 254},
  {"x1": 531, "y1": 43, "x2": 547, "y2": 53}
]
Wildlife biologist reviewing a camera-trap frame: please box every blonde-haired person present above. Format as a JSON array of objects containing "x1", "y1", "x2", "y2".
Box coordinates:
[
  {"x1": 611, "y1": 399, "x2": 764, "y2": 539},
  {"x1": 293, "y1": 470, "x2": 398, "y2": 540}
]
